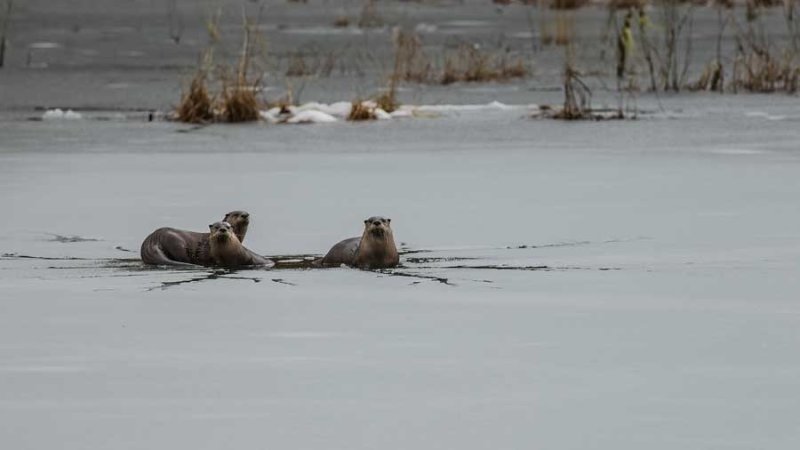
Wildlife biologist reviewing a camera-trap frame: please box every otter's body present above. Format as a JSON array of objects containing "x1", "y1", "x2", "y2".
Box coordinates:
[
  {"x1": 320, "y1": 217, "x2": 399, "y2": 269},
  {"x1": 140, "y1": 211, "x2": 250, "y2": 266},
  {"x1": 140, "y1": 228, "x2": 211, "y2": 266},
  {"x1": 208, "y1": 221, "x2": 274, "y2": 269},
  {"x1": 320, "y1": 237, "x2": 362, "y2": 267}
]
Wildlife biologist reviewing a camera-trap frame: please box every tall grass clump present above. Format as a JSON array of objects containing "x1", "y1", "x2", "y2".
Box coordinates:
[
  {"x1": 652, "y1": 0, "x2": 696, "y2": 91},
  {"x1": 440, "y1": 44, "x2": 528, "y2": 84},
  {"x1": 347, "y1": 100, "x2": 376, "y2": 121},
  {"x1": 176, "y1": 71, "x2": 215, "y2": 123},
  {"x1": 723, "y1": 0, "x2": 799, "y2": 93},
  {"x1": 393, "y1": 29, "x2": 433, "y2": 83},
  {"x1": 218, "y1": 71, "x2": 261, "y2": 122},
  {"x1": 217, "y1": 12, "x2": 263, "y2": 122},
  {"x1": 543, "y1": 15, "x2": 626, "y2": 121},
  {"x1": 691, "y1": 0, "x2": 733, "y2": 92},
  {"x1": 540, "y1": 10, "x2": 576, "y2": 46},
  {"x1": 173, "y1": 5, "x2": 268, "y2": 124},
  {"x1": 384, "y1": 29, "x2": 527, "y2": 85},
  {"x1": 555, "y1": 60, "x2": 593, "y2": 119}
]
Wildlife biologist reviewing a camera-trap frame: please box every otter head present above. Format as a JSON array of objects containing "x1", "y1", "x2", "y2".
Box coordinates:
[
  {"x1": 363, "y1": 216, "x2": 392, "y2": 239},
  {"x1": 209, "y1": 221, "x2": 237, "y2": 244},
  {"x1": 223, "y1": 210, "x2": 250, "y2": 242}
]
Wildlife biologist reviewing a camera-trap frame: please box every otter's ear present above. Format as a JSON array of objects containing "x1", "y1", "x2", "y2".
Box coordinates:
[
  {"x1": 209, "y1": 224, "x2": 214, "y2": 230},
  {"x1": 364, "y1": 219, "x2": 369, "y2": 225},
  {"x1": 387, "y1": 218, "x2": 391, "y2": 223}
]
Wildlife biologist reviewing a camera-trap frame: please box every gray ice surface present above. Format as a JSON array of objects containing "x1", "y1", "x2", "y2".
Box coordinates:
[
  {"x1": 2, "y1": 1, "x2": 800, "y2": 449},
  {"x1": 2, "y1": 100, "x2": 800, "y2": 450}
]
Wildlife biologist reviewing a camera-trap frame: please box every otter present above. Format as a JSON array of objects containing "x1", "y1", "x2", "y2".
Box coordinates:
[
  {"x1": 140, "y1": 210, "x2": 251, "y2": 266},
  {"x1": 319, "y1": 216, "x2": 400, "y2": 269},
  {"x1": 208, "y1": 221, "x2": 274, "y2": 269}
]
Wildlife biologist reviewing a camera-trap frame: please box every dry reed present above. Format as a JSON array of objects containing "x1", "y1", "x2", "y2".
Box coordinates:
[
  {"x1": 218, "y1": 72, "x2": 261, "y2": 122},
  {"x1": 333, "y1": 16, "x2": 350, "y2": 28},
  {"x1": 175, "y1": 73, "x2": 215, "y2": 123},
  {"x1": 549, "y1": 0, "x2": 589, "y2": 10},
  {"x1": 347, "y1": 100, "x2": 377, "y2": 121},
  {"x1": 553, "y1": 62, "x2": 593, "y2": 119},
  {"x1": 393, "y1": 29, "x2": 433, "y2": 83},
  {"x1": 440, "y1": 44, "x2": 528, "y2": 84},
  {"x1": 286, "y1": 53, "x2": 312, "y2": 77},
  {"x1": 0, "y1": 0, "x2": 13, "y2": 67}
]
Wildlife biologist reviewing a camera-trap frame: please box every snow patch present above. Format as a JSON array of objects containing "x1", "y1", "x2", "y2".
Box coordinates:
[
  {"x1": 389, "y1": 108, "x2": 415, "y2": 118},
  {"x1": 374, "y1": 108, "x2": 392, "y2": 120},
  {"x1": 29, "y1": 42, "x2": 62, "y2": 49},
  {"x1": 414, "y1": 101, "x2": 517, "y2": 113},
  {"x1": 285, "y1": 110, "x2": 338, "y2": 124},
  {"x1": 296, "y1": 101, "x2": 352, "y2": 119},
  {"x1": 415, "y1": 23, "x2": 438, "y2": 33},
  {"x1": 42, "y1": 109, "x2": 83, "y2": 120},
  {"x1": 281, "y1": 26, "x2": 366, "y2": 36},
  {"x1": 256, "y1": 100, "x2": 528, "y2": 124},
  {"x1": 745, "y1": 111, "x2": 787, "y2": 121},
  {"x1": 708, "y1": 148, "x2": 767, "y2": 155}
]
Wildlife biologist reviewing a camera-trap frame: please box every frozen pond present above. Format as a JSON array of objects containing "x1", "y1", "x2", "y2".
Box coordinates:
[
  {"x1": 3, "y1": 0, "x2": 800, "y2": 447},
  {"x1": 2, "y1": 98, "x2": 800, "y2": 449}
]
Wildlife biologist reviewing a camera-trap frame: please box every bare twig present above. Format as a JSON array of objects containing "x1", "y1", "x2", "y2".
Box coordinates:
[
  {"x1": 166, "y1": 0, "x2": 184, "y2": 44},
  {"x1": 0, "y1": 0, "x2": 14, "y2": 67}
]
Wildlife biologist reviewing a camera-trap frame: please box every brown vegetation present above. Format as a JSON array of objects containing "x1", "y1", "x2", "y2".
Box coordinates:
[
  {"x1": 554, "y1": 62, "x2": 593, "y2": 119},
  {"x1": 726, "y1": 0, "x2": 800, "y2": 93},
  {"x1": 218, "y1": 72, "x2": 261, "y2": 122},
  {"x1": 690, "y1": 60, "x2": 724, "y2": 91},
  {"x1": 347, "y1": 100, "x2": 377, "y2": 121},
  {"x1": 173, "y1": 7, "x2": 265, "y2": 124},
  {"x1": 393, "y1": 29, "x2": 433, "y2": 83},
  {"x1": 540, "y1": 13, "x2": 574, "y2": 46},
  {"x1": 441, "y1": 44, "x2": 528, "y2": 84},
  {"x1": 333, "y1": 16, "x2": 350, "y2": 28},
  {"x1": 732, "y1": 50, "x2": 799, "y2": 93},
  {"x1": 216, "y1": 12, "x2": 263, "y2": 123},
  {"x1": 286, "y1": 52, "x2": 312, "y2": 77},
  {"x1": 609, "y1": 0, "x2": 645, "y2": 10},
  {"x1": 175, "y1": 73, "x2": 215, "y2": 123},
  {"x1": 549, "y1": 0, "x2": 589, "y2": 10},
  {"x1": 358, "y1": 0, "x2": 383, "y2": 28},
  {"x1": 389, "y1": 30, "x2": 527, "y2": 85},
  {"x1": 374, "y1": 90, "x2": 399, "y2": 113}
]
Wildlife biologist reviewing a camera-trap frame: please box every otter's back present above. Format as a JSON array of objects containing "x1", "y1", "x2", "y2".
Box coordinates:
[
  {"x1": 140, "y1": 227, "x2": 210, "y2": 266},
  {"x1": 320, "y1": 237, "x2": 360, "y2": 267}
]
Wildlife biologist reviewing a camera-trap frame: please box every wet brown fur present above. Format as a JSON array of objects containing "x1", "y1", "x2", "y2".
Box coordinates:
[
  {"x1": 208, "y1": 221, "x2": 274, "y2": 268},
  {"x1": 319, "y1": 216, "x2": 399, "y2": 269},
  {"x1": 140, "y1": 211, "x2": 250, "y2": 266}
]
